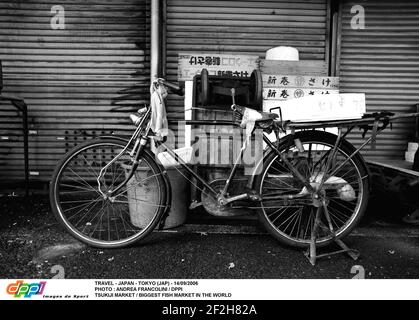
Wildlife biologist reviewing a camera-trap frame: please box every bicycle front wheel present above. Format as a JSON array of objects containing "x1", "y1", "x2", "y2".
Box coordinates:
[
  {"x1": 50, "y1": 138, "x2": 167, "y2": 248},
  {"x1": 255, "y1": 131, "x2": 369, "y2": 248}
]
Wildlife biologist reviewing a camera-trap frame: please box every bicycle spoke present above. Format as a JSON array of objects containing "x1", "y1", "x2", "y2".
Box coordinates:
[
  {"x1": 67, "y1": 167, "x2": 99, "y2": 193},
  {"x1": 61, "y1": 199, "x2": 101, "y2": 204},
  {"x1": 267, "y1": 206, "x2": 286, "y2": 218},
  {"x1": 60, "y1": 189, "x2": 99, "y2": 195},
  {"x1": 118, "y1": 205, "x2": 139, "y2": 232},
  {"x1": 284, "y1": 207, "x2": 303, "y2": 234},
  {"x1": 113, "y1": 172, "x2": 162, "y2": 197},
  {"x1": 63, "y1": 196, "x2": 102, "y2": 213},
  {"x1": 88, "y1": 202, "x2": 109, "y2": 237},
  {"x1": 259, "y1": 135, "x2": 365, "y2": 246},
  {"x1": 81, "y1": 154, "x2": 101, "y2": 178},
  {"x1": 115, "y1": 204, "x2": 134, "y2": 236},
  {"x1": 67, "y1": 199, "x2": 102, "y2": 223},
  {"x1": 264, "y1": 177, "x2": 301, "y2": 192},
  {"x1": 327, "y1": 206, "x2": 348, "y2": 226},
  {"x1": 277, "y1": 207, "x2": 303, "y2": 229},
  {"x1": 328, "y1": 198, "x2": 355, "y2": 213},
  {"x1": 60, "y1": 174, "x2": 97, "y2": 192},
  {"x1": 303, "y1": 208, "x2": 315, "y2": 240},
  {"x1": 270, "y1": 207, "x2": 289, "y2": 225},
  {"x1": 52, "y1": 136, "x2": 169, "y2": 248},
  {"x1": 328, "y1": 202, "x2": 353, "y2": 221},
  {"x1": 76, "y1": 199, "x2": 106, "y2": 231}
]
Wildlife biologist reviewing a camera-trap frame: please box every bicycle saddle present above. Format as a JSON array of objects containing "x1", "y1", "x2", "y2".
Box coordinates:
[{"x1": 232, "y1": 105, "x2": 278, "y2": 122}]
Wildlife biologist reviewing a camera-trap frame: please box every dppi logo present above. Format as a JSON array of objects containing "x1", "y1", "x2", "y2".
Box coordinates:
[{"x1": 6, "y1": 280, "x2": 46, "y2": 298}]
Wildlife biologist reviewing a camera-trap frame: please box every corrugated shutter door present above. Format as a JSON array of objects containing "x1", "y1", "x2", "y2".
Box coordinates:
[
  {"x1": 0, "y1": 0, "x2": 149, "y2": 182},
  {"x1": 165, "y1": 0, "x2": 328, "y2": 144},
  {"x1": 339, "y1": 0, "x2": 419, "y2": 160}
]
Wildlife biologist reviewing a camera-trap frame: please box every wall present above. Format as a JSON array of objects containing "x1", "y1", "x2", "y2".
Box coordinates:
[
  {"x1": 0, "y1": 0, "x2": 150, "y2": 182},
  {"x1": 338, "y1": 0, "x2": 419, "y2": 160}
]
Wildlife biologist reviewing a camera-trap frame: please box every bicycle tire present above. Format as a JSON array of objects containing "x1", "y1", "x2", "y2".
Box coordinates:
[
  {"x1": 50, "y1": 138, "x2": 167, "y2": 248},
  {"x1": 254, "y1": 131, "x2": 369, "y2": 248}
]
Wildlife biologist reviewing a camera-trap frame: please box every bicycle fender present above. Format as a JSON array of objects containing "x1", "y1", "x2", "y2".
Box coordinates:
[
  {"x1": 98, "y1": 135, "x2": 173, "y2": 225},
  {"x1": 247, "y1": 133, "x2": 372, "y2": 192},
  {"x1": 154, "y1": 162, "x2": 172, "y2": 230},
  {"x1": 246, "y1": 135, "x2": 294, "y2": 190},
  {"x1": 97, "y1": 135, "x2": 130, "y2": 144}
]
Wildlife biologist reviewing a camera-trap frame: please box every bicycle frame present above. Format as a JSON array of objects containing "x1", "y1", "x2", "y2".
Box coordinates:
[
  {"x1": 98, "y1": 120, "x2": 324, "y2": 205},
  {"x1": 98, "y1": 105, "x2": 419, "y2": 206},
  {"x1": 97, "y1": 114, "x2": 276, "y2": 204},
  {"x1": 52, "y1": 73, "x2": 419, "y2": 257},
  {"x1": 97, "y1": 107, "x2": 152, "y2": 198},
  {"x1": 153, "y1": 123, "x2": 255, "y2": 205}
]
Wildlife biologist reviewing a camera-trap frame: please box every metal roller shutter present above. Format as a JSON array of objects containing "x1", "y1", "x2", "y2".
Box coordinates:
[
  {"x1": 338, "y1": 0, "x2": 419, "y2": 160},
  {"x1": 164, "y1": 0, "x2": 329, "y2": 143},
  {"x1": 0, "y1": 0, "x2": 150, "y2": 183}
]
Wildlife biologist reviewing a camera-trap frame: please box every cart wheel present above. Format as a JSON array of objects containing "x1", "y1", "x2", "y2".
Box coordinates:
[
  {"x1": 249, "y1": 69, "x2": 262, "y2": 109},
  {"x1": 201, "y1": 68, "x2": 209, "y2": 106}
]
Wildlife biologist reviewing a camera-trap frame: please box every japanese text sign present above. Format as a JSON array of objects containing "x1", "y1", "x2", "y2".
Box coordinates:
[
  {"x1": 262, "y1": 75, "x2": 339, "y2": 101},
  {"x1": 178, "y1": 53, "x2": 259, "y2": 81}
]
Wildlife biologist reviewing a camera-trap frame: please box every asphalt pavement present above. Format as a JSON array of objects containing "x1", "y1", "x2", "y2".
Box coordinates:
[{"x1": 1, "y1": 194, "x2": 418, "y2": 279}]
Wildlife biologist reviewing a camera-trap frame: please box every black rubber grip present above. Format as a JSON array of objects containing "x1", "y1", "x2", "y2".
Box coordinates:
[{"x1": 162, "y1": 80, "x2": 184, "y2": 96}]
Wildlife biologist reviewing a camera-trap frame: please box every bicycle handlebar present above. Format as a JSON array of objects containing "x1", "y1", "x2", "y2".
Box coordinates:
[{"x1": 160, "y1": 79, "x2": 184, "y2": 96}]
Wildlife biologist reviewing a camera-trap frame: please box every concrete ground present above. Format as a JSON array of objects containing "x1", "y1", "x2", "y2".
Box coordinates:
[{"x1": 0, "y1": 194, "x2": 418, "y2": 279}]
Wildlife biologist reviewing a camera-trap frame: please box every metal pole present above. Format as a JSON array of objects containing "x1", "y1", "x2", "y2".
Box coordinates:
[
  {"x1": 151, "y1": 0, "x2": 160, "y2": 81},
  {"x1": 416, "y1": 104, "x2": 419, "y2": 141},
  {"x1": 22, "y1": 104, "x2": 29, "y2": 197}
]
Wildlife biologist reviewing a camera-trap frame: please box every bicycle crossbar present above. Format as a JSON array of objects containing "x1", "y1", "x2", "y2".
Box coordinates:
[{"x1": 185, "y1": 120, "x2": 238, "y2": 126}]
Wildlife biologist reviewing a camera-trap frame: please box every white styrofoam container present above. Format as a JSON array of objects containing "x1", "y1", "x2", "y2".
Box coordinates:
[
  {"x1": 264, "y1": 93, "x2": 366, "y2": 122},
  {"x1": 408, "y1": 142, "x2": 419, "y2": 152},
  {"x1": 156, "y1": 146, "x2": 193, "y2": 167},
  {"x1": 265, "y1": 46, "x2": 299, "y2": 61},
  {"x1": 405, "y1": 151, "x2": 415, "y2": 163}
]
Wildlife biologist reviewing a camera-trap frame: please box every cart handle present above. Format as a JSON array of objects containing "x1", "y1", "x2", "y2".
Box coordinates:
[{"x1": 159, "y1": 79, "x2": 184, "y2": 96}]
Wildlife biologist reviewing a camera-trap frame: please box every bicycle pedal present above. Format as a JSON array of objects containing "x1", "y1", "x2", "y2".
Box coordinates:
[
  {"x1": 189, "y1": 200, "x2": 202, "y2": 210},
  {"x1": 246, "y1": 191, "x2": 262, "y2": 202}
]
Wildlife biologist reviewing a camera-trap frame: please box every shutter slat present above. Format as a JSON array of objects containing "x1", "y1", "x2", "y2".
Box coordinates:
[
  {"x1": 339, "y1": 0, "x2": 419, "y2": 160},
  {"x1": 0, "y1": 0, "x2": 149, "y2": 182},
  {"x1": 165, "y1": 0, "x2": 328, "y2": 136}
]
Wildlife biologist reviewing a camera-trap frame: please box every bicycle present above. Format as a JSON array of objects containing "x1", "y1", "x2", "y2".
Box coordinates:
[{"x1": 49, "y1": 78, "x2": 419, "y2": 258}]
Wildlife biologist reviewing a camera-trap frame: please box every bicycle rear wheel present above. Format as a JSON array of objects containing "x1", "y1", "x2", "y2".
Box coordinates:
[
  {"x1": 50, "y1": 138, "x2": 167, "y2": 248},
  {"x1": 255, "y1": 131, "x2": 369, "y2": 248}
]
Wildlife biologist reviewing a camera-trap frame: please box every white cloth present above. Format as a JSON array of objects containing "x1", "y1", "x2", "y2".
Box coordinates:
[
  {"x1": 265, "y1": 46, "x2": 299, "y2": 61},
  {"x1": 149, "y1": 83, "x2": 169, "y2": 138},
  {"x1": 240, "y1": 107, "x2": 262, "y2": 137}
]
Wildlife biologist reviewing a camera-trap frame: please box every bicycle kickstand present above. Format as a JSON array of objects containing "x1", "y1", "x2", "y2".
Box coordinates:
[{"x1": 304, "y1": 204, "x2": 360, "y2": 266}]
